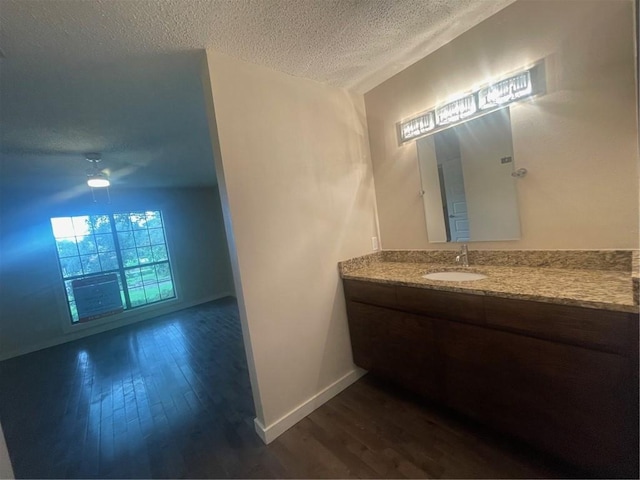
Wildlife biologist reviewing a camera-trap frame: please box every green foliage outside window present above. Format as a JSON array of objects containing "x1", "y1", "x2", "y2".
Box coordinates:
[{"x1": 51, "y1": 211, "x2": 176, "y2": 323}]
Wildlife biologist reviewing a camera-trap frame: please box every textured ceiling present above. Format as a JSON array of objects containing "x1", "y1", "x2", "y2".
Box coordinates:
[{"x1": 0, "y1": 0, "x2": 515, "y2": 190}]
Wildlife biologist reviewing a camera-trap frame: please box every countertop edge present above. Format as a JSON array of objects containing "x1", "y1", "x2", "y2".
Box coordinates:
[{"x1": 342, "y1": 273, "x2": 639, "y2": 315}]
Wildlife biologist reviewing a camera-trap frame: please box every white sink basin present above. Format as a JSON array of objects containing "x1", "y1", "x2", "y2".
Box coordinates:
[{"x1": 422, "y1": 271, "x2": 487, "y2": 281}]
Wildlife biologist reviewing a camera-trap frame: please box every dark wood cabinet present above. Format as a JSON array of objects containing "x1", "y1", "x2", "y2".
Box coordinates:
[
  {"x1": 343, "y1": 279, "x2": 639, "y2": 477},
  {"x1": 346, "y1": 301, "x2": 444, "y2": 402}
]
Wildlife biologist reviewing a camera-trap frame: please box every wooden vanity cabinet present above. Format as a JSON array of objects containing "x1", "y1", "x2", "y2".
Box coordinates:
[
  {"x1": 343, "y1": 279, "x2": 639, "y2": 477},
  {"x1": 347, "y1": 301, "x2": 444, "y2": 402}
]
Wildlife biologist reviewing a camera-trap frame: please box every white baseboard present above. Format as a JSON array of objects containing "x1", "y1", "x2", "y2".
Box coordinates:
[
  {"x1": 253, "y1": 367, "x2": 366, "y2": 444},
  {"x1": 0, "y1": 292, "x2": 235, "y2": 362}
]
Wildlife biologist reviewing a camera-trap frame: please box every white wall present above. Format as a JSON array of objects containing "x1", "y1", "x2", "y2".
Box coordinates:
[
  {"x1": 365, "y1": 0, "x2": 639, "y2": 250},
  {"x1": 0, "y1": 186, "x2": 234, "y2": 360},
  {"x1": 0, "y1": 422, "x2": 13, "y2": 479},
  {"x1": 202, "y1": 51, "x2": 378, "y2": 441}
]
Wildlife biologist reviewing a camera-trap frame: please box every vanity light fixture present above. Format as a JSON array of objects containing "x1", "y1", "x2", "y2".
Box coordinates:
[
  {"x1": 478, "y1": 69, "x2": 532, "y2": 110},
  {"x1": 435, "y1": 94, "x2": 477, "y2": 126},
  {"x1": 397, "y1": 61, "x2": 545, "y2": 144},
  {"x1": 400, "y1": 112, "x2": 435, "y2": 142}
]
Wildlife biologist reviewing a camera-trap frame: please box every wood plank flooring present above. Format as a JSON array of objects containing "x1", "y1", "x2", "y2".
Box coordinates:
[{"x1": 0, "y1": 297, "x2": 580, "y2": 478}]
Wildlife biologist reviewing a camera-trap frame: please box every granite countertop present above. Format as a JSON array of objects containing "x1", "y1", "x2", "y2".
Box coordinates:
[{"x1": 340, "y1": 252, "x2": 639, "y2": 314}]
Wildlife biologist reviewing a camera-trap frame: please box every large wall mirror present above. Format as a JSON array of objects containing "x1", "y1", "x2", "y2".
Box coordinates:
[{"x1": 416, "y1": 109, "x2": 521, "y2": 242}]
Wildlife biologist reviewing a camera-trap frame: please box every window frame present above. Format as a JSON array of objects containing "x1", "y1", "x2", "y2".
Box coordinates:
[{"x1": 50, "y1": 210, "x2": 178, "y2": 324}]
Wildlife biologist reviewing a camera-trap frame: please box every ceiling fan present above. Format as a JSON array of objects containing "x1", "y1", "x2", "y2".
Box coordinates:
[{"x1": 85, "y1": 153, "x2": 110, "y2": 188}]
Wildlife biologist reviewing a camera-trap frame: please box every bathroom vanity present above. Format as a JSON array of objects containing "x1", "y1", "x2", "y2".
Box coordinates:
[{"x1": 340, "y1": 251, "x2": 639, "y2": 477}]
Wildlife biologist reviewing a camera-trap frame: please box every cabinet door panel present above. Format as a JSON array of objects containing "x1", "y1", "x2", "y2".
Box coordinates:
[
  {"x1": 443, "y1": 321, "x2": 637, "y2": 473},
  {"x1": 346, "y1": 302, "x2": 443, "y2": 401},
  {"x1": 345, "y1": 301, "x2": 383, "y2": 371}
]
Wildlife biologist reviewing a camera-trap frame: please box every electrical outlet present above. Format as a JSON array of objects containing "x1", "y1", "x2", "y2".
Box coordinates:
[{"x1": 372, "y1": 236, "x2": 379, "y2": 251}]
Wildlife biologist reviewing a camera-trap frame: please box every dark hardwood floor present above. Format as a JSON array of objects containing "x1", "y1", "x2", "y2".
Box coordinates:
[{"x1": 0, "y1": 297, "x2": 578, "y2": 479}]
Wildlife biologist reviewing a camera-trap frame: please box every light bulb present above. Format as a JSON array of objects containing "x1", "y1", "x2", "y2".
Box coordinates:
[{"x1": 87, "y1": 176, "x2": 110, "y2": 188}]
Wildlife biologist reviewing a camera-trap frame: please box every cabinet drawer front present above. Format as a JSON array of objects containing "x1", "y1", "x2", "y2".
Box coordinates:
[
  {"x1": 484, "y1": 297, "x2": 634, "y2": 355},
  {"x1": 343, "y1": 279, "x2": 396, "y2": 308},
  {"x1": 395, "y1": 286, "x2": 484, "y2": 324}
]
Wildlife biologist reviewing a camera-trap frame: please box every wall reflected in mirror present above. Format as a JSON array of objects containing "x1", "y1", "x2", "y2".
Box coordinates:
[{"x1": 416, "y1": 109, "x2": 521, "y2": 243}]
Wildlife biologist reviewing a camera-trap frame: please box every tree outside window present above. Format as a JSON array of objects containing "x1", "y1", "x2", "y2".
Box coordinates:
[{"x1": 51, "y1": 211, "x2": 176, "y2": 323}]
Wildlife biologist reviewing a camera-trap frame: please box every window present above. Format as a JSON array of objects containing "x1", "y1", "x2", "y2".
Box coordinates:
[{"x1": 51, "y1": 211, "x2": 176, "y2": 323}]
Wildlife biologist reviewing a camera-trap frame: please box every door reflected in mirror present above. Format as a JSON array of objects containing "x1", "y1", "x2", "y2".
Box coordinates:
[{"x1": 417, "y1": 109, "x2": 521, "y2": 243}]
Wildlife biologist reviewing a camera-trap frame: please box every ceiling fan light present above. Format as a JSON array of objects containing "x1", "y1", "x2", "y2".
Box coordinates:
[
  {"x1": 85, "y1": 153, "x2": 110, "y2": 188},
  {"x1": 87, "y1": 174, "x2": 110, "y2": 188}
]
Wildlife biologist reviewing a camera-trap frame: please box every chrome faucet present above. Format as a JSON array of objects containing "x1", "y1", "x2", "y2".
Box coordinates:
[{"x1": 456, "y1": 244, "x2": 469, "y2": 268}]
